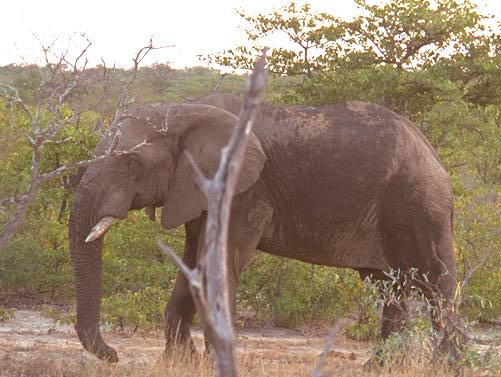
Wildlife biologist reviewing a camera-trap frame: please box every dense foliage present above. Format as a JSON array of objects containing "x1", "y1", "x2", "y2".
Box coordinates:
[{"x1": 1, "y1": 0, "x2": 499, "y2": 337}]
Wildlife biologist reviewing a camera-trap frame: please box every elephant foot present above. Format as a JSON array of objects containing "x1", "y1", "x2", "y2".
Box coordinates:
[
  {"x1": 83, "y1": 341, "x2": 119, "y2": 363},
  {"x1": 97, "y1": 345, "x2": 119, "y2": 363},
  {"x1": 163, "y1": 336, "x2": 198, "y2": 360},
  {"x1": 363, "y1": 348, "x2": 385, "y2": 372},
  {"x1": 432, "y1": 333, "x2": 466, "y2": 365},
  {"x1": 431, "y1": 311, "x2": 467, "y2": 364},
  {"x1": 77, "y1": 328, "x2": 119, "y2": 363},
  {"x1": 160, "y1": 341, "x2": 213, "y2": 371},
  {"x1": 363, "y1": 356, "x2": 381, "y2": 372}
]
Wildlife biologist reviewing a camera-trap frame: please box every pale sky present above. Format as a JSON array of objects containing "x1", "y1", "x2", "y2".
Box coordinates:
[{"x1": 1, "y1": 0, "x2": 499, "y2": 69}]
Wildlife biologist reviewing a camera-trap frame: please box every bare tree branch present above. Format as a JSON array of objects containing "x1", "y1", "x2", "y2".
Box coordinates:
[
  {"x1": 156, "y1": 240, "x2": 193, "y2": 279},
  {"x1": 184, "y1": 150, "x2": 210, "y2": 191},
  {"x1": 111, "y1": 39, "x2": 174, "y2": 121},
  {"x1": 40, "y1": 139, "x2": 150, "y2": 182},
  {"x1": 158, "y1": 48, "x2": 268, "y2": 377},
  {"x1": 212, "y1": 73, "x2": 227, "y2": 93},
  {"x1": 0, "y1": 136, "x2": 150, "y2": 249},
  {"x1": 460, "y1": 247, "x2": 493, "y2": 292},
  {"x1": 0, "y1": 37, "x2": 164, "y2": 251}
]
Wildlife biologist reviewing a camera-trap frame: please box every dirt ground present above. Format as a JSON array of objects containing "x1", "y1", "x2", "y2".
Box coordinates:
[
  {"x1": 0, "y1": 308, "x2": 371, "y2": 376},
  {"x1": 0, "y1": 308, "x2": 499, "y2": 376}
]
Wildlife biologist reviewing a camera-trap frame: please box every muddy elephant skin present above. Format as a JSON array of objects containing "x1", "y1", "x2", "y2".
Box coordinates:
[{"x1": 69, "y1": 94, "x2": 457, "y2": 362}]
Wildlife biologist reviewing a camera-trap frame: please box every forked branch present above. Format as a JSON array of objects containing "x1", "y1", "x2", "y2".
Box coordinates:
[
  {"x1": 0, "y1": 38, "x2": 163, "y2": 251},
  {"x1": 158, "y1": 48, "x2": 268, "y2": 377}
]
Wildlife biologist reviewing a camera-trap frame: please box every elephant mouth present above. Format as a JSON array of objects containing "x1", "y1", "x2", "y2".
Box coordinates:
[
  {"x1": 85, "y1": 216, "x2": 117, "y2": 243},
  {"x1": 85, "y1": 205, "x2": 159, "y2": 243}
]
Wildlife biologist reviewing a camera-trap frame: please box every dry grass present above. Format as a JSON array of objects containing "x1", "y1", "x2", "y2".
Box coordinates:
[
  {"x1": 0, "y1": 341, "x2": 496, "y2": 377},
  {"x1": 0, "y1": 310, "x2": 499, "y2": 377}
]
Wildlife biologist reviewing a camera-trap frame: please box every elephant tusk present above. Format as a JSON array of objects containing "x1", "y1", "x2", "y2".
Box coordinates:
[{"x1": 85, "y1": 216, "x2": 116, "y2": 243}]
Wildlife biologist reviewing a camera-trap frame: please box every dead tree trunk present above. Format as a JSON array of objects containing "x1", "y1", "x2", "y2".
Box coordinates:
[{"x1": 158, "y1": 49, "x2": 268, "y2": 377}]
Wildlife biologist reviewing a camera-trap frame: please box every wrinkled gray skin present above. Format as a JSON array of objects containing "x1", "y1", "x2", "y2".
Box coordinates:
[{"x1": 69, "y1": 94, "x2": 457, "y2": 362}]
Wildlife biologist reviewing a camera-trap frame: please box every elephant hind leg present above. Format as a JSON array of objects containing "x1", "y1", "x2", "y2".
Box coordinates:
[
  {"x1": 381, "y1": 287, "x2": 410, "y2": 340},
  {"x1": 358, "y1": 269, "x2": 410, "y2": 340},
  {"x1": 380, "y1": 204, "x2": 461, "y2": 355},
  {"x1": 419, "y1": 233, "x2": 464, "y2": 358},
  {"x1": 406, "y1": 223, "x2": 462, "y2": 355}
]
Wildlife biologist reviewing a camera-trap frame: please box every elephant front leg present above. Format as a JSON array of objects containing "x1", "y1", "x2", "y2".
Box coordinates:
[
  {"x1": 203, "y1": 196, "x2": 273, "y2": 353},
  {"x1": 227, "y1": 197, "x2": 273, "y2": 320},
  {"x1": 357, "y1": 269, "x2": 410, "y2": 341},
  {"x1": 164, "y1": 273, "x2": 197, "y2": 355},
  {"x1": 164, "y1": 217, "x2": 202, "y2": 356}
]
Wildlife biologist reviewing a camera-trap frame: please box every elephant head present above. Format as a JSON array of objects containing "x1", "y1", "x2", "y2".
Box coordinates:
[{"x1": 69, "y1": 103, "x2": 266, "y2": 361}]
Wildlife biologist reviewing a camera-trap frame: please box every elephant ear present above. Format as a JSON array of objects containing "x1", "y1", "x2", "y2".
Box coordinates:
[{"x1": 161, "y1": 111, "x2": 266, "y2": 229}]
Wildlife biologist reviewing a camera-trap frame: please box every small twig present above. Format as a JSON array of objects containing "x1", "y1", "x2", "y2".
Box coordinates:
[
  {"x1": 156, "y1": 240, "x2": 192, "y2": 279},
  {"x1": 112, "y1": 39, "x2": 174, "y2": 121},
  {"x1": 39, "y1": 139, "x2": 150, "y2": 182},
  {"x1": 312, "y1": 319, "x2": 344, "y2": 377},
  {"x1": 184, "y1": 150, "x2": 210, "y2": 191},
  {"x1": 460, "y1": 250, "x2": 493, "y2": 291},
  {"x1": 106, "y1": 129, "x2": 122, "y2": 155},
  {"x1": 0, "y1": 84, "x2": 35, "y2": 128},
  {"x1": 212, "y1": 73, "x2": 227, "y2": 93},
  {"x1": 0, "y1": 195, "x2": 28, "y2": 209},
  {"x1": 41, "y1": 136, "x2": 73, "y2": 145},
  {"x1": 63, "y1": 34, "x2": 92, "y2": 73}
]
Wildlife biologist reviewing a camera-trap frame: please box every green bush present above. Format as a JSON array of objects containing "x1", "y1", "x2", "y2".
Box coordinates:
[
  {"x1": 240, "y1": 253, "x2": 364, "y2": 327},
  {"x1": 455, "y1": 183, "x2": 501, "y2": 321},
  {"x1": 101, "y1": 286, "x2": 170, "y2": 331}
]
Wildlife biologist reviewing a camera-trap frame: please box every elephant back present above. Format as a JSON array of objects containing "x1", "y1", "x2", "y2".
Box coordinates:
[{"x1": 196, "y1": 93, "x2": 243, "y2": 116}]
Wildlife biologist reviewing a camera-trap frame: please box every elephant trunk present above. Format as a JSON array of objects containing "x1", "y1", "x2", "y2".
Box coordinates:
[{"x1": 69, "y1": 186, "x2": 119, "y2": 362}]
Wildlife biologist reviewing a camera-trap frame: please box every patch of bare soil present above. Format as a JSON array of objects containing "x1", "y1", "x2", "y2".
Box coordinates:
[
  {"x1": 0, "y1": 309, "x2": 370, "y2": 374},
  {"x1": 0, "y1": 309, "x2": 499, "y2": 376}
]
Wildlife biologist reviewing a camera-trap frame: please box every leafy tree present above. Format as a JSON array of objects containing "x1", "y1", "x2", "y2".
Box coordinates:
[
  {"x1": 346, "y1": 0, "x2": 484, "y2": 70},
  {"x1": 206, "y1": 2, "x2": 346, "y2": 78}
]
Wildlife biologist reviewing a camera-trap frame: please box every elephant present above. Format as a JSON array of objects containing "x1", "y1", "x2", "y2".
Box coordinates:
[{"x1": 69, "y1": 93, "x2": 459, "y2": 362}]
